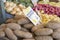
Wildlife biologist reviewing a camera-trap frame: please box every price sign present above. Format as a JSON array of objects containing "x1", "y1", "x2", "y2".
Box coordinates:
[{"x1": 23, "y1": 6, "x2": 41, "y2": 25}]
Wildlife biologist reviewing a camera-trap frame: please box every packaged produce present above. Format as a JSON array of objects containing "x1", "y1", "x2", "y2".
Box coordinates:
[
  {"x1": 14, "y1": 30, "x2": 33, "y2": 38},
  {"x1": 35, "y1": 36, "x2": 53, "y2": 40},
  {"x1": 7, "y1": 23, "x2": 21, "y2": 30},
  {"x1": 5, "y1": 28, "x2": 17, "y2": 40},
  {"x1": 34, "y1": 28, "x2": 53, "y2": 36}
]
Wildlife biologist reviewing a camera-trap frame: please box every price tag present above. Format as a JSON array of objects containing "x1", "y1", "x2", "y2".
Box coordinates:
[{"x1": 23, "y1": 6, "x2": 41, "y2": 25}]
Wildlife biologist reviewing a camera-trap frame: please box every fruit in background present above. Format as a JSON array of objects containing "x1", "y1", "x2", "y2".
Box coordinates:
[{"x1": 33, "y1": 4, "x2": 60, "y2": 17}]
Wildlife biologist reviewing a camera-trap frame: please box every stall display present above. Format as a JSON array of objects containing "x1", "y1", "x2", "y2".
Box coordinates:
[{"x1": 1, "y1": 0, "x2": 60, "y2": 40}]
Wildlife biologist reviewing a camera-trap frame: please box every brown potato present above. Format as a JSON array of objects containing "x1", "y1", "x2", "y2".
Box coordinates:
[
  {"x1": 0, "y1": 24, "x2": 7, "y2": 30},
  {"x1": 17, "y1": 18, "x2": 30, "y2": 25},
  {"x1": 31, "y1": 24, "x2": 44, "y2": 32},
  {"x1": 0, "y1": 31, "x2": 5, "y2": 38},
  {"x1": 54, "y1": 28, "x2": 60, "y2": 32},
  {"x1": 14, "y1": 15, "x2": 26, "y2": 20},
  {"x1": 5, "y1": 28, "x2": 17, "y2": 40},
  {"x1": 1, "y1": 37, "x2": 10, "y2": 40},
  {"x1": 23, "y1": 23, "x2": 34, "y2": 29},
  {"x1": 7, "y1": 23, "x2": 21, "y2": 30},
  {"x1": 14, "y1": 30, "x2": 33, "y2": 38},
  {"x1": 34, "y1": 28, "x2": 53, "y2": 36},
  {"x1": 46, "y1": 21, "x2": 60, "y2": 29},
  {"x1": 52, "y1": 31, "x2": 60, "y2": 39},
  {"x1": 23, "y1": 39, "x2": 35, "y2": 40},
  {"x1": 35, "y1": 36, "x2": 53, "y2": 40},
  {"x1": 6, "y1": 18, "x2": 17, "y2": 23},
  {"x1": 21, "y1": 27, "x2": 29, "y2": 32}
]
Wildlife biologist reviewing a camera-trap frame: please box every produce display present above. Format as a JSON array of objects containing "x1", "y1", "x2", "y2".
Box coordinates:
[
  {"x1": 0, "y1": 15, "x2": 60, "y2": 40},
  {"x1": 33, "y1": 2, "x2": 60, "y2": 17},
  {"x1": 1, "y1": 0, "x2": 60, "y2": 40}
]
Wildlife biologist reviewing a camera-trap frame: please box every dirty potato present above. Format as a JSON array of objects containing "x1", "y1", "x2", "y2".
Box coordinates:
[
  {"x1": 7, "y1": 23, "x2": 21, "y2": 30},
  {"x1": 34, "y1": 28, "x2": 53, "y2": 36},
  {"x1": 0, "y1": 31, "x2": 5, "y2": 38},
  {"x1": 6, "y1": 18, "x2": 17, "y2": 23},
  {"x1": 35, "y1": 36, "x2": 53, "y2": 40},
  {"x1": 21, "y1": 27, "x2": 29, "y2": 32},
  {"x1": 5, "y1": 28, "x2": 17, "y2": 40},
  {"x1": 46, "y1": 21, "x2": 60, "y2": 29},
  {"x1": 52, "y1": 31, "x2": 60, "y2": 39},
  {"x1": 14, "y1": 30, "x2": 33, "y2": 38},
  {"x1": 23, "y1": 39, "x2": 35, "y2": 40},
  {"x1": 23, "y1": 23, "x2": 34, "y2": 29},
  {"x1": 31, "y1": 24, "x2": 44, "y2": 32},
  {"x1": 17, "y1": 18, "x2": 30, "y2": 25}
]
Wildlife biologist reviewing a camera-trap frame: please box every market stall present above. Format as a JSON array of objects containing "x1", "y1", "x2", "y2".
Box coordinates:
[{"x1": 0, "y1": 0, "x2": 60, "y2": 40}]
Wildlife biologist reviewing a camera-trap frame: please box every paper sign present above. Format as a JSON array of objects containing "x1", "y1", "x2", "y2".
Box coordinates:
[{"x1": 23, "y1": 6, "x2": 41, "y2": 25}]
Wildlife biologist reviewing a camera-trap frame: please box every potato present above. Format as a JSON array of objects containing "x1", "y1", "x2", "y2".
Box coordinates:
[
  {"x1": 0, "y1": 24, "x2": 7, "y2": 30},
  {"x1": 21, "y1": 27, "x2": 29, "y2": 32},
  {"x1": 7, "y1": 23, "x2": 21, "y2": 30},
  {"x1": 34, "y1": 28, "x2": 53, "y2": 36},
  {"x1": 54, "y1": 28, "x2": 60, "y2": 32},
  {"x1": 52, "y1": 31, "x2": 60, "y2": 39},
  {"x1": 46, "y1": 21, "x2": 60, "y2": 29},
  {"x1": 35, "y1": 36, "x2": 53, "y2": 40},
  {"x1": 0, "y1": 31, "x2": 5, "y2": 38},
  {"x1": 17, "y1": 18, "x2": 30, "y2": 25},
  {"x1": 5, "y1": 28, "x2": 17, "y2": 40},
  {"x1": 57, "y1": 39, "x2": 60, "y2": 40},
  {"x1": 23, "y1": 23, "x2": 34, "y2": 29},
  {"x1": 6, "y1": 19, "x2": 17, "y2": 23},
  {"x1": 14, "y1": 15, "x2": 26, "y2": 20},
  {"x1": 1, "y1": 37, "x2": 10, "y2": 40},
  {"x1": 23, "y1": 39, "x2": 35, "y2": 40},
  {"x1": 14, "y1": 30, "x2": 33, "y2": 38},
  {"x1": 10, "y1": 10, "x2": 16, "y2": 15},
  {"x1": 31, "y1": 24, "x2": 44, "y2": 32}
]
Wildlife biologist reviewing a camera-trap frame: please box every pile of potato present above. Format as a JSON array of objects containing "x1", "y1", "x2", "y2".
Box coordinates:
[
  {"x1": 0, "y1": 15, "x2": 60, "y2": 40},
  {"x1": 4, "y1": 1, "x2": 26, "y2": 16}
]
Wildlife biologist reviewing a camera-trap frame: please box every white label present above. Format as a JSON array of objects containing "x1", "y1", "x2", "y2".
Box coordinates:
[{"x1": 23, "y1": 6, "x2": 41, "y2": 25}]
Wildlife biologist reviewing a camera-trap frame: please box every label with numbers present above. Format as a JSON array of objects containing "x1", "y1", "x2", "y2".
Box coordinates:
[{"x1": 23, "y1": 6, "x2": 41, "y2": 25}]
